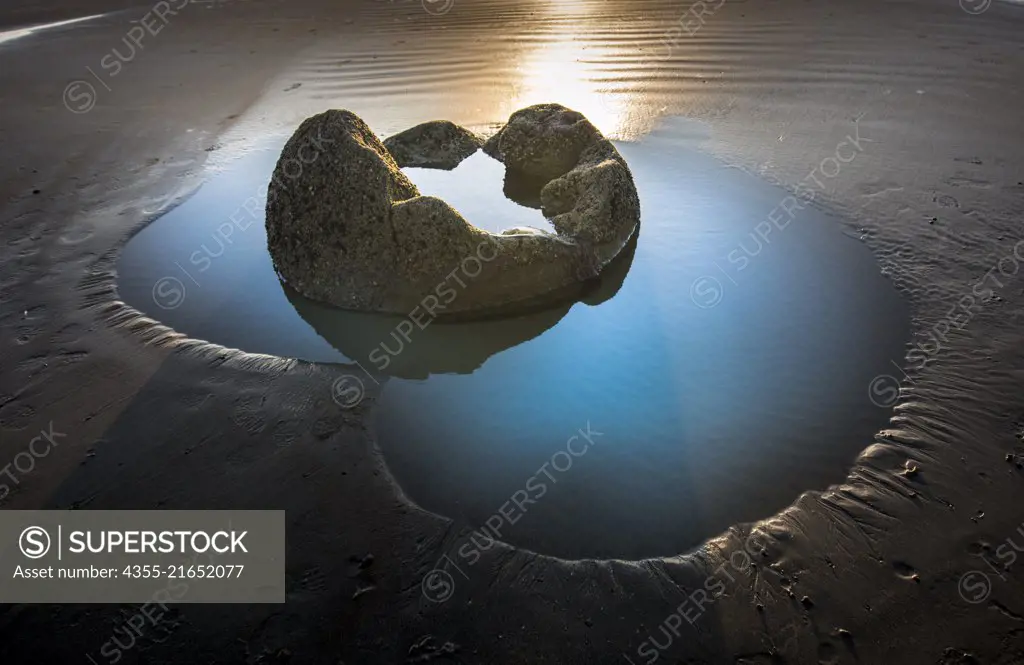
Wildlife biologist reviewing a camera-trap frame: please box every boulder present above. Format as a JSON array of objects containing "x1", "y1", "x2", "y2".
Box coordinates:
[
  {"x1": 383, "y1": 120, "x2": 483, "y2": 170},
  {"x1": 265, "y1": 104, "x2": 640, "y2": 319}
]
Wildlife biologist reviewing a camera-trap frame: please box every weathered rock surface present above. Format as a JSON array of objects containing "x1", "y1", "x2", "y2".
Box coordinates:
[
  {"x1": 266, "y1": 104, "x2": 640, "y2": 319},
  {"x1": 383, "y1": 120, "x2": 483, "y2": 170},
  {"x1": 483, "y1": 103, "x2": 603, "y2": 181},
  {"x1": 265, "y1": 109, "x2": 420, "y2": 312}
]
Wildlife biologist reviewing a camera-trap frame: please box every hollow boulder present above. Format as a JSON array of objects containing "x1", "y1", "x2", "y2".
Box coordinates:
[{"x1": 265, "y1": 103, "x2": 640, "y2": 319}]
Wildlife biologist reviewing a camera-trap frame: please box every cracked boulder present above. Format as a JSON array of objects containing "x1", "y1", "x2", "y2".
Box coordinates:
[{"x1": 265, "y1": 104, "x2": 640, "y2": 319}]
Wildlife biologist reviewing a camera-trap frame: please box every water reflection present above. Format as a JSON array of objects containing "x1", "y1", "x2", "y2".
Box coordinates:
[
  {"x1": 499, "y1": 0, "x2": 637, "y2": 137},
  {"x1": 507, "y1": 35, "x2": 628, "y2": 138},
  {"x1": 285, "y1": 232, "x2": 637, "y2": 380},
  {"x1": 210, "y1": 0, "x2": 653, "y2": 154}
]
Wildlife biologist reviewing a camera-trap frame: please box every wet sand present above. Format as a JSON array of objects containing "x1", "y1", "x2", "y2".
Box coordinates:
[{"x1": 2, "y1": 0, "x2": 1024, "y2": 662}]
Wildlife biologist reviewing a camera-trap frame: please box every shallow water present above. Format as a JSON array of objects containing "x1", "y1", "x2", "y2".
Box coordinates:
[
  {"x1": 404, "y1": 151, "x2": 554, "y2": 234},
  {"x1": 118, "y1": 117, "x2": 909, "y2": 559}
]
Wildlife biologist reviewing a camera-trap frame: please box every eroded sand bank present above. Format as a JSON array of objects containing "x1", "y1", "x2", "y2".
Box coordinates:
[{"x1": 1, "y1": 0, "x2": 1024, "y2": 662}]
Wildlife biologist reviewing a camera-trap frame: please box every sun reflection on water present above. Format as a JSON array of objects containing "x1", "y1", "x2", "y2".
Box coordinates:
[{"x1": 505, "y1": 29, "x2": 629, "y2": 138}]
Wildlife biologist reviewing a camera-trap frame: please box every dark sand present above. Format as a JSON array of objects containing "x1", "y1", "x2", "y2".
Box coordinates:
[{"x1": 2, "y1": 0, "x2": 1024, "y2": 663}]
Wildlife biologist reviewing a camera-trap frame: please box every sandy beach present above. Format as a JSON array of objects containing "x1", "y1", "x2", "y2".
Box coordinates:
[{"x1": 2, "y1": 0, "x2": 1024, "y2": 662}]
